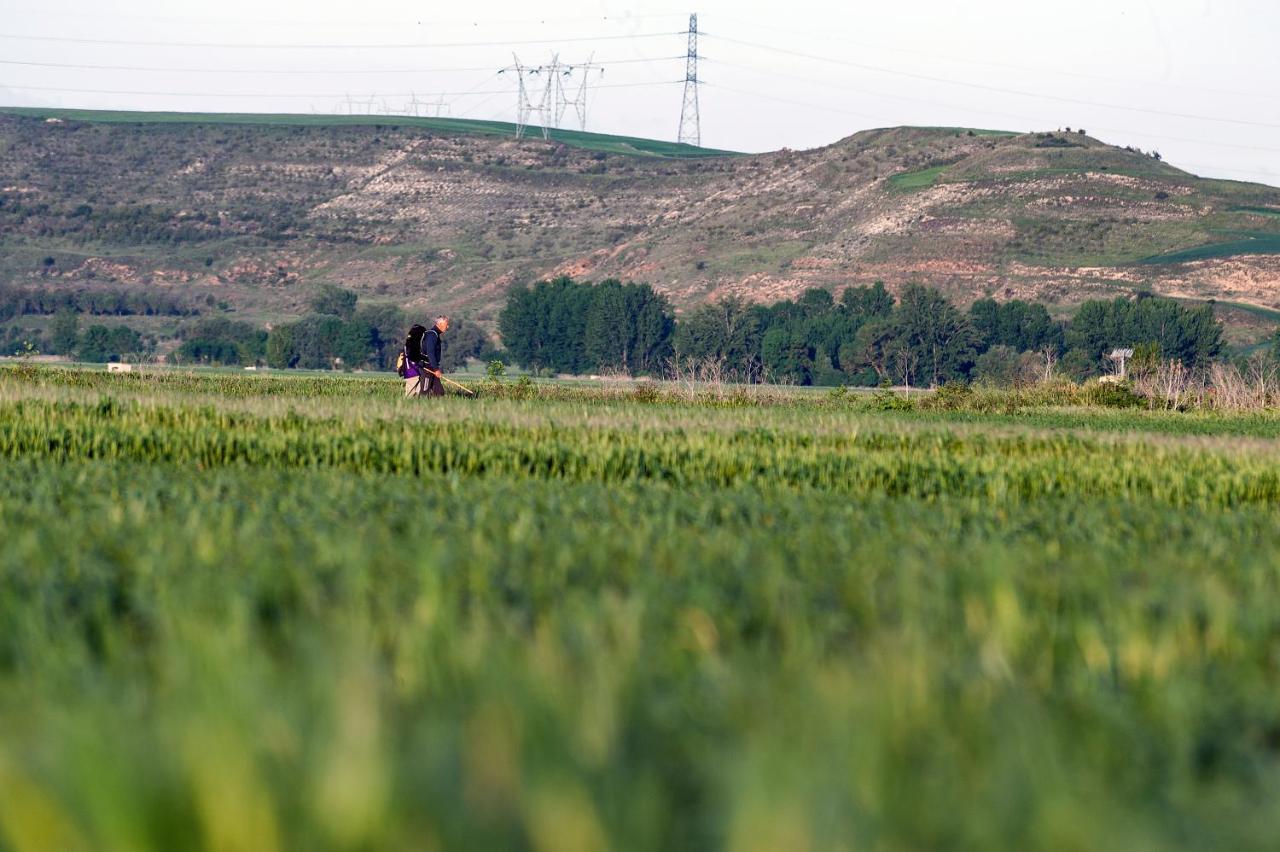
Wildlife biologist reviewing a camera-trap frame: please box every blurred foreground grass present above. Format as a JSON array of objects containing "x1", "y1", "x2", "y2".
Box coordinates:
[{"x1": 2, "y1": 368, "x2": 1279, "y2": 850}]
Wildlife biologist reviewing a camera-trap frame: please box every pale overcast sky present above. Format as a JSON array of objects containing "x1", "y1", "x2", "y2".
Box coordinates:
[{"x1": 1, "y1": 0, "x2": 1276, "y2": 186}]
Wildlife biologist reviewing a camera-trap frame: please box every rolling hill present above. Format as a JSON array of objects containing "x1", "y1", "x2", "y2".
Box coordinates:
[{"x1": 3, "y1": 107, "x2": 1279, "y2": 342}]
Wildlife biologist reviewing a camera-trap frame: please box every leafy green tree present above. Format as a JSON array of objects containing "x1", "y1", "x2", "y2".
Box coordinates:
[
  {"x1": 847, "y1": 318, "x2": 902, "y2": 384},
  {"x1": 1064, "y1": 300, "x2": 1112, "y2": 371},
  {"x1": 500, "y1": 276, "x2": 591, "y2": 374},
  {"x1": 352, "y1": 304, "x2": 406, "y2": 369},
  {"x1": 441, "y1": 318, "x2": 489, "y2": 371},
  {"x1": 797, "y1": 287, "x2": 834, "y2": 316},
  {"x1": 584, "y1": 280, "x2": 632, "y2": 371},
  {"x1": 1065, "y1": 296, "x2": 1222, "y2": 371},
  {"x1": 970, "y1": 299, "x2": 1063, "y2": 354},
  {"x1": 761, "y1": 323, "x2": 813, "y2": 385},
  {"x1": 266, "y1": 324, "x2": 299, "y2": 369},
  {"x1": 841, "y1": 281, "x2": 894, "y2": 322},
  {"x1": 973, "y1": 345, "x2": 1021, "y2": 386},
  {"x1": 174, "y1": 318, "x2": 267, "y2": 366},
  {"x1": 177, "y1": 337, "x2": 242, "y2": 365},
  {"x1": 625, "y1": 284, "x2": 674, "y2": 374},
  {"x1": 334, "y1": 319, "x2": 376, "y2": 369},
  {"x1": 283, "y1": 315, "x2": 348, "y2": 369},
  {"x1": 501, "y1": 277, "x2": 671, "y2": 375},
  {"x1": 893, "y1": 284, "x2": 978, "y2": 387},
  {"x1": 545, "y1": 279, "x2": 596, "y2": 374},
  {"x1": 498, "y1": 283, "x2": 545, "y2": 370},
  {"x1": 748, "y1": 284, "x2": 897, "y2": 384},
  {"x1": 309, "y1": 284, "x2": 358, "y2": 320},
  {"x1": 672, "y1": 297, "x2": 761, "y2": 378},
  {"x1": 583, "y1": 280, "x2": 674, "y2": 374},
  {"x1": 77, "y1": 324, "x2": 142, "y2": 362},
  {"x1": 49, "y1": 310, "x2": 80, "y2": 356},
  {"x1": 1060, "y1": 347, "x2": 1097, "y2": 380}
]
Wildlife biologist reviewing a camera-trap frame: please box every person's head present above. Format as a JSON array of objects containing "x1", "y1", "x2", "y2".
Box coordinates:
[{"x1": 434, "y1": 315, "x2": 450, "y2": 334}]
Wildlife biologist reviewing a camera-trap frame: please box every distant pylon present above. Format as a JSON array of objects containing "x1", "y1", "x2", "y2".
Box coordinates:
[
  {"x1": 678, "y1": 13, "x2": 700, "y2": 147},
  {"x1": 536, "y1": 54, "x2": 556, "y2": 139},
  {"x1": 503, "y1": 54, "x2": 553, "y2": 139},
  {"x1": 556, "y1": 54, "x2": 602, "y2": 131}
]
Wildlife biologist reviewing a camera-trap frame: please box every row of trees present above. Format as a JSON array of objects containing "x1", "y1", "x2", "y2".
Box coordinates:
[
  {"x1": 175, "y1": 285, "x2": 491, "y2": 371},
  {"x1": 0, "y1": 285, "x2": 197, "y2": 319},
  {"x1": 22, "y1": 312, "x2": 151, "y2": 362},
  {"x1": 499, "y1": 277, "x2": 675, "y2": 375},
  {"x1": 498, "y1": 277, "x2": 1225, "y2": 386},
  {"x1": 3, "y1": 278, "x2": 1227, "y2": 383}
]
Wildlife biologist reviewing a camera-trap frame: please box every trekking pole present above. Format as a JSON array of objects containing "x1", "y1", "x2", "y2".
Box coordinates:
[{"x1": 434, "y1": 372, "x2": 476, "y2": 396}]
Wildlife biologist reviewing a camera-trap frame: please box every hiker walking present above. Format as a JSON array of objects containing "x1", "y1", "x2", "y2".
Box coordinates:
[{"x1": 401, "y1": 316, "x2": 449, "y2": 398}]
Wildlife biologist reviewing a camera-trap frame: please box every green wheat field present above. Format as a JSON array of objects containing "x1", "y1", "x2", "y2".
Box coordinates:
[{"x1": 2, "y1": 366, "x2": 1280, "y2": 851}]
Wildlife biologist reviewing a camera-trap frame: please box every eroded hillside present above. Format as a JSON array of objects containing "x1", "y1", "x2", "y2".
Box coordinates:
[{"x1": 2, "y1": 111, "x2": 1279, "y2": 328}]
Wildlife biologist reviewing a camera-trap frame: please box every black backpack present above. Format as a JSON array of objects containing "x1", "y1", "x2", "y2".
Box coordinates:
[{"x1": 398, "y1": 324, "x2": 427, "y2": 377}]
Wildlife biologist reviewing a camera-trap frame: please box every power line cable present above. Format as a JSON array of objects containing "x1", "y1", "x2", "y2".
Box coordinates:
[
  {"x1": 0, "y1": 56, "x2": 683, "y2": 75},
  {"x1": 704, "y1": 83, "x2": 1275, "y2": 182},
  {"x1": 707, "y1": 58, "x2": 1280, "y2": 155},
  {"x1": 1, "y1": 7, "x2": 691, "y2": 29},
  {"x1": 1, "y1": 80, "x2": 682, "y2": 99},
  {"x1": 714, "y1": 13, "x2": 1280, "y2": 104},
  {"x1": 702, "y1": 82, "x2": 898, "y2": 123},
  {"x1": 1168, "y1": 162, "x2": 1280, "y2": 182},
  {"x1": 703, "y1": 32, "x2": 1280, "y2": 131},
  {"x1": 0, "y1": 30, "x2": 680, "y2": 50},
  {"x1": 455, "y1": 89, "x2": 509, "y2": 118}
]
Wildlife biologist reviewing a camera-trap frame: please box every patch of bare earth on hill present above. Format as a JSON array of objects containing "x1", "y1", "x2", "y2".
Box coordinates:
[
  {"x1": 224, "y1": 256, "x2": 305, "y2": 288},
  {"x1": 65, "y1": 259, "x2": 144, "y2": 285},
  {"x1": 311, "y1": 168, "x2": 517, "y2": 227},
  {"x1": 710, "y1": 273, "x2": 813, "y2": 304},
  {"x1": 975, "y1": 257, "x2": 1280, "y2": 311},
  {"x1": 1153, "y1": 256, "x2": 1280, "y2": 309},
  {"x1": 860, "y1": 183, "x2": 989, "y2": 237},
  {"x1": 1026, "y1": 196, "x2": 1197, "y2": 220}
]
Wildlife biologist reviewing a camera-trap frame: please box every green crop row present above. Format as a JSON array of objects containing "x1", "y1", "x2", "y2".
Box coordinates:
[
  {"x1": 2, "y1": 395, "x2": 1280, "y2": 506},
  {"x1": 3, "y1": 366, "x2": 1280, "y2": 851},
  {"x1": 3, "y1": 461, "x2": 1280, "y2": 851},
  {"x1": 13, "y1": 367, "x2": 1280, "y2": 441}
]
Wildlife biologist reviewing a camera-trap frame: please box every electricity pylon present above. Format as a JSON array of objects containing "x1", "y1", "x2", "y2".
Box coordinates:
[{"x1": 677, "y1": 13, "x2": 701, "y2": 146}]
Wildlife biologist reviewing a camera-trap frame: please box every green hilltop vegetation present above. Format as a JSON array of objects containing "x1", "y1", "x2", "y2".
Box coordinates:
[
  {"x1": 1138, "y1": 231, "x2": 1280, "y2": 265},
  {"x1": 0, "y1": 106, "x2": 740, "y2": 159}
]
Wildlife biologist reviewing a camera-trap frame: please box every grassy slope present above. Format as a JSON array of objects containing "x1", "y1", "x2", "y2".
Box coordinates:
[
  {"x1": 1139, "y1": 233, "x2": 1280, "y2": 264},
  {"x1": 885, "y1": 135, "x2": 1280, "y2": 268},
  {"x1": 0, "y1": 106, "x2": 740, "y2": 159}
]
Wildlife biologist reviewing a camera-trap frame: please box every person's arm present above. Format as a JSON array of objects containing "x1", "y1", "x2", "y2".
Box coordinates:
[{"x1": 425, "y1": 329, "x2": 441, "y2": 373}]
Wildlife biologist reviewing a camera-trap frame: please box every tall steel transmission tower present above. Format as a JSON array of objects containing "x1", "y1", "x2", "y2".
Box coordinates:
[
  {"x1": 502, "y1": 54, "x2": 554, "y2": 139},
  {"x1": 677, "y1": 13, "x2": 701, "y2": 147},
  {"x1": 556, "y1": 55, "x2": 602, "y2": 132},
  {"x1": 505, "y1": 52, "x2": 604, "y2": 137}
]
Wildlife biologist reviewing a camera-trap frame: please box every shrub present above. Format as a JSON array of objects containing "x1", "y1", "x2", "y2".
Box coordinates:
[
  {"x1": 1081, "y1": 379, "x2": 1145, "y2": 408},
  {"x1": 926, "y1": 380, "x2": 973, "y2": 411},
  {"x1": 869, "y1": 382, "x2": 915, "y2": 411}
]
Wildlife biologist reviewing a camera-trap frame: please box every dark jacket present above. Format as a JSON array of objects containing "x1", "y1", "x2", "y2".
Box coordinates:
[{"x1": 423, "y1": 326, "x2": 442, "y2": 372}]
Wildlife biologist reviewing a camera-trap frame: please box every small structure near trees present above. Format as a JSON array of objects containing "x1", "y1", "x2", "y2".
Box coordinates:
[{"x1": 1109, "y1": 348, "x2": 1135, "y2": 379}]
